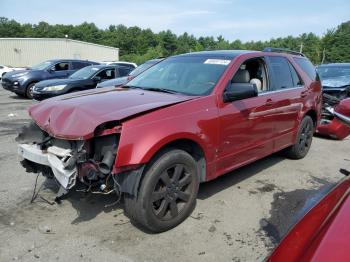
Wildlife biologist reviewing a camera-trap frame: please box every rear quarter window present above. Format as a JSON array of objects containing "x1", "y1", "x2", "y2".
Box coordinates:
[
  {"x1": 293, "y1": 57, "x2": 317, "y2": 81},
  {"x1": 267, "y1": 56, "x2": 294, "y2": 90}
]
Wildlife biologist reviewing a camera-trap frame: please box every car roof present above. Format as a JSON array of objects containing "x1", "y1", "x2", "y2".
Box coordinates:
[
  {"x1": 174, "y1": 50, "x2": 256, "y2": 59},
  {"x1": 47, "y1": 59, "x2": 98, "y2": 63},
  {"x1": 83, "y1": 64, "x2": 127, "y2": 69}
]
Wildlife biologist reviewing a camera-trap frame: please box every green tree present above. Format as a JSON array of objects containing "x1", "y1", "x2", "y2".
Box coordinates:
[{"x1": 322, "y1": 21, "x2": 350, "y2": 63}]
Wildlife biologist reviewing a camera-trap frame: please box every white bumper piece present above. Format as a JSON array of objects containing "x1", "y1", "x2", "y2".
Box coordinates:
[{"x1": 18, "y1": 144, "x2": 77, "y2": 189}]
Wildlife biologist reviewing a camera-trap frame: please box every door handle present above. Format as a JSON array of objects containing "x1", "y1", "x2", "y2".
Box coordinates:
[{"x1": 265, "y1": 98, "x2": 273, "y2": 106}]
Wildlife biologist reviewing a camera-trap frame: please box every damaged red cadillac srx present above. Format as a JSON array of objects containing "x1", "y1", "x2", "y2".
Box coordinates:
[{"x1": 17, "y1": 49, "x2": 321, "y2": 232}]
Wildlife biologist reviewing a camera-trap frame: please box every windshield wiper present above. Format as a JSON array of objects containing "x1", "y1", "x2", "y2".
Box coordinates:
[
  {"x1": 142, "y1": 87, "x2": 178, "y2": 94},
  {"x1": 122, "y1": 85, "x2": 143, "y2": 89}
]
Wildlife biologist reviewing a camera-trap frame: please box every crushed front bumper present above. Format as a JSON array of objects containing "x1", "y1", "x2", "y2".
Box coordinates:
[{"x1": 18, "y1": 144, "x2": 77, "y2": 189}]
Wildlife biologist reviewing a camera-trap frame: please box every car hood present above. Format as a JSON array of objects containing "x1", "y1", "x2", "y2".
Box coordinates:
[
  {"x1": 35, "y1": 78, "x2": 83, "y2": 88},
  {"x1": 322, "y1": 75, "x2": 350, "y2": 88},
  {"x1": 4, "y1": 69, "x2": 37, "y2": 78},
  {"x1": 29, "y1": 87, "x2": 195, "y2": 140}
]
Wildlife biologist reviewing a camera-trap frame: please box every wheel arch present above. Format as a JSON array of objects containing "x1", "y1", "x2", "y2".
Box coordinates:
[
  {"x1": 304, "y1": 109, "x2": 318, "y2": 129},
  {"x1": 149, "y1": 138, "x2": 207, "y2": 182}
]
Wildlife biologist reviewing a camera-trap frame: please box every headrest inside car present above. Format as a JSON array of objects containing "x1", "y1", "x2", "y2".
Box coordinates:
[{"x1": 232, "y1": 69, "x2": 250, "y2": 83}]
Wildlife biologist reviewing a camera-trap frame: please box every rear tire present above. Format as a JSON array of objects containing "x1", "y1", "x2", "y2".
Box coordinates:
[
  {"x1": 284, "y1": 115, "x2": 314, "y2": 159},
  {"x1": 124, "y1": 149, "x2": 199, "y2": 233}
]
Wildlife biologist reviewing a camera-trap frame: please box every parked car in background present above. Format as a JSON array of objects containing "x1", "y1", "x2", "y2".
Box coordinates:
[
  {"x1": 17, "y1": 49, "x2": 321, "y2": 232},
  {"x1": 32, "y1": 65, "x2": 131, "y2": 100},
  {"x1": 316, "y1": 63, "x2": 350, "y2": 139},
  {"x1": 1, "y1": 59, "x2": 99, "y2": 98},
  {"x1": 317, "y1": 63, "x2": 350, "y2": 99},
  {"x1": 101, "y1": 61, "x2": 137, "y2": 71},
  {"x1": 0, "y1": 65, "x2": 27, "y2": 80},
  {"x1": 97, "y1": 58, "x2": 163, "y2": 88}
]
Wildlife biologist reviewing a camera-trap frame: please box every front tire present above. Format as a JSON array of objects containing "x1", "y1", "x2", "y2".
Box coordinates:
[
  {"x1": 284, "y1": 115, "x2": 314, "y2": 159},
  {"x1": 26, "y1": 82, "x2": 36, "y2": 99},
  {"x1": 124, "y1": 149, "x2": 199, "y2": 233}
]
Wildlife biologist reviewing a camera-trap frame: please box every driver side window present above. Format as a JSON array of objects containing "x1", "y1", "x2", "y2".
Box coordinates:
[
  {"x1": 231, "y1": 57, "x2": 269, "y2": 93},
  {"x1": 52, "y1": 62, "x2": 69, "y2": 71}
]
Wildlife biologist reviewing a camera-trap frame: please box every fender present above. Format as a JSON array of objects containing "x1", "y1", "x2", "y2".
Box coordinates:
[{"x1": 113, "y1": 95, "x2": 219, "y2": 175}]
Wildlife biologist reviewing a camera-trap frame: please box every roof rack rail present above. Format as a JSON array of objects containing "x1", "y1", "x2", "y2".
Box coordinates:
[{"x1": 262, "y1": 47, "x2": 305, "y2": 57}]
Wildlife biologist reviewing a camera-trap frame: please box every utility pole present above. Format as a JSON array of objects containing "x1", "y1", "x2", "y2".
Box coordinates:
[
  {"x1": 299, "y1": 42, "x2": 303, "y2": 53},
  {"x1": 321, "y1": 48, "x2": 326, "y2": 64}
]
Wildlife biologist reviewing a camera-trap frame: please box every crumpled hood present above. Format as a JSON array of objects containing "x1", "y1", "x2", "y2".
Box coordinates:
[
  {"x1": 29, "y1": 87, "x2": 194, "y2": 140},
  {"x1": 322, "y1": 75, "x2": 350, "y2": 88}
]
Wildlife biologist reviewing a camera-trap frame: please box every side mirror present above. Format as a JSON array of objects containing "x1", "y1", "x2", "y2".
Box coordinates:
[
  {"x1": 223, "y1": 83, "x2": 258, "y2": 103},
  {"x1": 93, "y1": 76, "x2": 102, "y2": 82},
  {"x1": 48, "y1": 68, "x2": 54, "y2": 73}
]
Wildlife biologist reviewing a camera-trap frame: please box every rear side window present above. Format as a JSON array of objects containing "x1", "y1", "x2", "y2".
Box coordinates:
[
  {"x1": 288, "y1": 63, "x2": 303, "y2": 86},
  {"x1": 268, "y1": 56, "x2": 294, "y2": 90},
  {"x1": 72, "y1": 61, "x2": 90, "y2": 70},
  {"x1": 293, "y1": 57, "x2": 317, "y2": 80}
]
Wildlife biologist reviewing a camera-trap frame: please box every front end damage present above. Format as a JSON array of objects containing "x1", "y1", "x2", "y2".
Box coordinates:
[{"x1": 17, "y1": 121, "x2": 137, "y2": 199}]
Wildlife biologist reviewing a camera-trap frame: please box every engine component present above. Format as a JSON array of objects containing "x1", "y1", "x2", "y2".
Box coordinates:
[{"x1": 99, "y1": 150, "x2": 116, "y2": 174}]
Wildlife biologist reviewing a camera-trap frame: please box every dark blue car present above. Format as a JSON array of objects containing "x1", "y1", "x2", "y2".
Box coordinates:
[
  {"x1": 32, "y1": 65, "x2": 132, "y2": 100},
  {"x1": 1, "y1": 59, "x2": 99, "y2": 98}
]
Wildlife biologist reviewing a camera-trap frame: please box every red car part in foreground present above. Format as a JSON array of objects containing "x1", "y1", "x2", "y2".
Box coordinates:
[
  {"x1": 269, "y1": 98, "x2": 350, "y2": 262},
  {"x1": 317, "y1": 94, "x2": 350, "y2": 139}
]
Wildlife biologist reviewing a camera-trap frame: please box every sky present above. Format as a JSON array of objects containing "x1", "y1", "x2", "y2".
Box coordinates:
[{"x1": 1, "y1": 0, "x2": 350, "y2": 42}]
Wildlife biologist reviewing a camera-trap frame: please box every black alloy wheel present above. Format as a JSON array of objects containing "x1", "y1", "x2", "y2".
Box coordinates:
[{"x1": 124, "y1": 149, "x2": 199, "y2": 232}]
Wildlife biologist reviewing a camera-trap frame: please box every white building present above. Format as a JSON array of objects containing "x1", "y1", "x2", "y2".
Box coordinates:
[{"x1": 0, "y1": 38, "x2": 119, "y2": 67}]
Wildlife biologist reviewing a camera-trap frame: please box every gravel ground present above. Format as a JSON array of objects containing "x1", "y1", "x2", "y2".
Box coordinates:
[{"x1": 0, "y1": 87, "x2": 349, "y2": 262}]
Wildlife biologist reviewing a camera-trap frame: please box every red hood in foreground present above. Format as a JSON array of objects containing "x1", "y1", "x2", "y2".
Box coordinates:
[
  {"x1": 268, "y1": 174, "x2": 350, "y2": 262},
  {"x1": 29, "y1": 87, "x2": 194, "y2": 140}
]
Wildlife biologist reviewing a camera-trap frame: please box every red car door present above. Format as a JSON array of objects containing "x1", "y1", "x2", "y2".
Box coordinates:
[
  {"x1": 265, "y1": 56, "x2": 304, "y2": 150},
  {"x1": 215, "y1": 56, "x2": 278, "y2": 177}
]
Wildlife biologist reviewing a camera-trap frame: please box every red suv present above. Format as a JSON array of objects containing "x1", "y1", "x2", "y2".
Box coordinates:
[{"x1": 18, "y1": 49, "x2": 321, "y2": 232}]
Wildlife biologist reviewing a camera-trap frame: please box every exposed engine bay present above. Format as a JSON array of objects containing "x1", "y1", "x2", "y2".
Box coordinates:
[
  {"x1": 16, "y1": 121, "x2": 123, "y2": 198},
  {"x1": 320, "y1": 93, "x2": 343, "y2": 125},
  {"x1": 318, "y1": 90, "x2": 350, "y2": 140}
]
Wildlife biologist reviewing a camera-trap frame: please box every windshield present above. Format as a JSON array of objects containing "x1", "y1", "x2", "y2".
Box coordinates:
[
  {"x1": 69, "y1": 66, "x2": 100, "y2": 79},
  {"x1": 317, "y1": 65, "x2": 350, "y2": 80},
  {"x1": 129, "y1": 60, "x2": 159, "y2": 77},
  {"x1": 31, "y1": 61, "x2": 52, "y2": 70},
  {"x1": 127, "y1": 56, "x2": 231, "y2": 96}
]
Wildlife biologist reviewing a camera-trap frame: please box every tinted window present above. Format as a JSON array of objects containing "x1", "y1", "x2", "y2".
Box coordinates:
[
  {"x1": 288, "y1": 63, "x2": 303, "y2": 86},
  {"x1": 293, "y1": 57, "x2": 316, "y2": 80},
  {"x1": 268, "y1": 56, "x2": 294, "y2": 90},
  {"x1": 118, "y1": 67, "x2": 131, "y2": 77},
  {"x1": 72, "y1": 61, "x2": 89, "y2": 70},
  {"x1": 0, "y1": 66, "x2": 3, "y2": 69},
  {"x1": 53, "y1": 62, "x2": 69, "y2": 71},
  {"x1": 96, "y1": 68, "x2": 115, "y2": 80}
]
